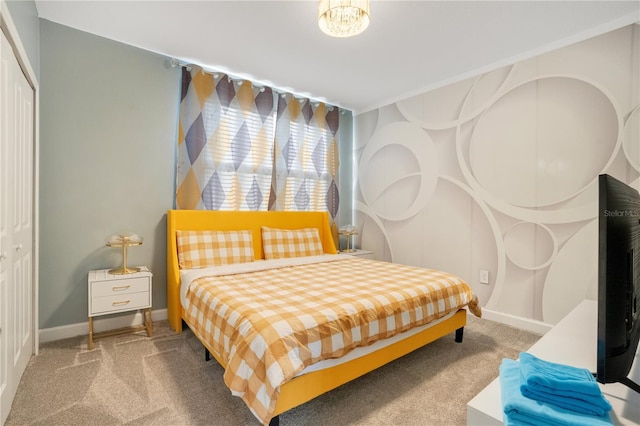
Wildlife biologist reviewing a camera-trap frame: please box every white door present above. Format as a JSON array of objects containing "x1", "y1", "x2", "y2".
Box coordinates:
[{"x1": 0, "y1": 28, "x2": 34, "y2": 425}]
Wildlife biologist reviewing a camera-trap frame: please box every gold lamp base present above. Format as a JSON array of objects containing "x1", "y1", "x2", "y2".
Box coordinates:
[
  {"x1": 106, "y1": 234, "x2": 143, "y2": 276},
  {"x1": 339, "y1": 227, "x2": 359, "y2": 253},
  {"x1": 108, "y1": 266, "x2": 141, "y2": 275}
]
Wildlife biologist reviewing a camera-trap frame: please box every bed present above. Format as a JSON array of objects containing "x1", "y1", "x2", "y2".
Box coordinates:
[{"x1": 166, "y1": 209, "x2": 481, "y2": 425}]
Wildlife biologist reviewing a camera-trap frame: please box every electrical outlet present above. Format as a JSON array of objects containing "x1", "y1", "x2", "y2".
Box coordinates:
[{"x1": 479, "y1": 269, "x2": 490, "y2": 284}]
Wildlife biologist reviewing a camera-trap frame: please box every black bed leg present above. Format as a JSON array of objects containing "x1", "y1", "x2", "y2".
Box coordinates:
[
  {"x1": 455, "y1": 327, "x2": 464, "y2": 343},
  {"x1": 205, "y1": 349, "x2": 211, "y2": 361},
  {"x1": 269, "y1": 415, "x2": 280, "y2": 426}
]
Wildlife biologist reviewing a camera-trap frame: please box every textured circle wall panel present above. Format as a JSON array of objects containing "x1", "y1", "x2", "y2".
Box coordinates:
[
  {"x1": 437, "y1": 176, "x2": 504, "y2": 310},
  {"x1": 396, "y1": 66, "x2": 513, "y2": 130},
  {"x1": 469, "y1": 77, "x2": 618, "y2": 208},
  {"x1": 354, "y1": 109, "x2": 379, "y2": 151},
  {"x1": 455, "y1": 112, "x2": 597, "y2": 225},
  {"x1": 363, "y1": 144, "x2": 420, "y2": 218},
  {"x1": 623, "y1": 105, "x2": 640, "y2": 172},
  {"x1": 355, "y1": 200, "x2": 395, "y2": 261},
  {"x1": 542, "y1": 219, "x2": 598, "y2": 324},
  {"x1": 358, "y1": 122, "x2": 439, "y2": 221},
  {"x1": 503, "y1": 222, "x2": 557, "y2": 270}
]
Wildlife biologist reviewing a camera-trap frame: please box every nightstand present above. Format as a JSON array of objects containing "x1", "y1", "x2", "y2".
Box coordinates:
[
  {"x1": 343, "y1": 249, "x2": 375, "y2": 260},
  {"x1": 88, "y1": 267, "x2": 153, "y2": 349}
]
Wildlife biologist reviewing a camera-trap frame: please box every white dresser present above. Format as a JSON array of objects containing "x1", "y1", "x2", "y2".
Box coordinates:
[{"x1": 467, "y1": 300, "x2": 640, "y2": 425}]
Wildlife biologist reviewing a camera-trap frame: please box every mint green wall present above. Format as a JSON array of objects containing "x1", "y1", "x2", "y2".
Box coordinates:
[
  {"x1": 4, "y1": 0, "x2": 39, "y2": 80},
  {"x1": 338, "y1": 110, "x2": 354, "y2": 245},
  {"x1": 39, "y1": 20, "x2": 180, "y2": 329}
]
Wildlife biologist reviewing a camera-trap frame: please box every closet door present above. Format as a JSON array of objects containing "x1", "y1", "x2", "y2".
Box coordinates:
[{"x1": 0, "y1": 28, "x2": 34, "y2": 426}]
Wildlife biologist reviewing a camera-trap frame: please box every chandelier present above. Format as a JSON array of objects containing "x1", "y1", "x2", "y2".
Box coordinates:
[{"x1": 318, "y1": 0, "x2": 370, "y2": 38}]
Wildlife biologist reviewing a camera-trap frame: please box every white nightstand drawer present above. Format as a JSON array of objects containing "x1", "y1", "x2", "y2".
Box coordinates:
[
  {"x1": 90, "y1": 276, "x2": 150, "y2": 298},
  {"x1": 90, "y1": 291, "x2": 151, "y2": 315}
]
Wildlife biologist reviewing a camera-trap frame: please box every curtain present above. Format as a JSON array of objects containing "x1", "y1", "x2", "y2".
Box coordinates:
[
  {"x1": 176, "y1": 67, "x2": 340, "y2": 244},
  {"x1": 177, "y1": 67, "x2": 276, "y2": 210},
  {"x1": 269, "y1": 94, "x2": 340, "y2": 222}
]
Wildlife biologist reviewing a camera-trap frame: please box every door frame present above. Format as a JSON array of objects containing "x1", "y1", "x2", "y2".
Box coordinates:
[{"x1": 0, "y1": 0, "x2": 40, "y2": 355}]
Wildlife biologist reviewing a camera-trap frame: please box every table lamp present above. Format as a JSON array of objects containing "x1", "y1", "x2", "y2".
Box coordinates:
[
  {"x1": 338, "y1": 224, "x2": 358, "y2": 253},
  {"x1": 106, "y1": 233, "x2": 142, "y2": 274}
]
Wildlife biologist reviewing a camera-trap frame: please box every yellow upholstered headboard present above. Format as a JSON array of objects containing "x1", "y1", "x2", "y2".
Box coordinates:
[{"x1": 166, "y1": 210, "x2": 337, "y2": 332}]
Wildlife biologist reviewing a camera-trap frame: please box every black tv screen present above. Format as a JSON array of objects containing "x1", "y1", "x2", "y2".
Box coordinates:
[{"x1": 597, "y1": 174, "x2": 640, "y2": 393}]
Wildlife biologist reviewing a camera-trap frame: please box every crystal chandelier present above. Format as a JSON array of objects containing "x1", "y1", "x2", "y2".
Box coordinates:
[{"x1": 318, "y1": 0, "x2": 370, "y2": 38}]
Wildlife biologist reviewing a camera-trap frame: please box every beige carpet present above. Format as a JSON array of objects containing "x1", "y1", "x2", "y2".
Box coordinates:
[{"x1": 6, "y1": 315, "x2": 540, "y2": 426}]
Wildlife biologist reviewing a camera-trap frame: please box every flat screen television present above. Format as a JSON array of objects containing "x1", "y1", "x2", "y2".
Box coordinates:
[{"x1": 597, "y1": 174, "x2": 640, "y2": 393}]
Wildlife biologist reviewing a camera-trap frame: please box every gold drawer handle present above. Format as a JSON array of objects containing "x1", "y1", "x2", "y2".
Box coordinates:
[
  {"x1": 112, "y1": 300, "x2": 131, "y2": 306},
  {"x1": 112, "y1": 285, "x2": 130, "y2": 291}
]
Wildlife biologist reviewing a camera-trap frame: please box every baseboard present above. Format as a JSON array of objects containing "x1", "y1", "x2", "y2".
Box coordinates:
[
  {"x1": 39, "y1": 308, "x2": 168, "y2": 344},
  {"x1": 480, "y1": 308, "x2": 553, "y2": 335}
]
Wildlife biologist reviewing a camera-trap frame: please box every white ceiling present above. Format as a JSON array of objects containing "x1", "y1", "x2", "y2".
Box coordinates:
[{"x1": 35, "y1": 1, "x2": 640, "y2": 114}]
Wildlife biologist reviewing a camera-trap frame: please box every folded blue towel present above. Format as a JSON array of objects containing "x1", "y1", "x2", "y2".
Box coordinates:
[
  {"x1": 519, "y1": 352, "x2": 612, "y2": 416},
  {"x1": 500, "y1": 359, "x2": 613, "y2": 426}
]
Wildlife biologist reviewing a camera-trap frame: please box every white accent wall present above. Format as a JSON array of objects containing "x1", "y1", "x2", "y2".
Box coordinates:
[{"x1": 354, "y1": 25, "x2": 640, "y2": 327}]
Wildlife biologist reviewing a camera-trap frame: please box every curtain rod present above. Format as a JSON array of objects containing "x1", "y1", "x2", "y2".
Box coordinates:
[{"x1": 170, "y1": 58, "x2": 345, "y2": 113}]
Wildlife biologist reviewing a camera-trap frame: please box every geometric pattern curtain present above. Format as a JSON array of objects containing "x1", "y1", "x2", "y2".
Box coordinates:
[
  {"x1": 176, "y1": 67, "x2": 340, "y2": 246},
  {"x1": 176, "y1": 67, "x2": 276, "y2": 210},
  {"x1": 269, "y1": 94, "x2": 340, "y2": 223}
]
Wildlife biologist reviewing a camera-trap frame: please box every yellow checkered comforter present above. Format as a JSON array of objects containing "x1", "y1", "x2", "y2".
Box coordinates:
[{"x1": 183, "y1": 256, "x2": 475, "y2": 424}]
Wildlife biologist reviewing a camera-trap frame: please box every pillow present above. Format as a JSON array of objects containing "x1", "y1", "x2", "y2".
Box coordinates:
[
  {"x1": 261, "y1": 226, "x2": 324, "y2": 260},
  {"x1": 176, "y1": 230, "x2": 254, "y2": 269}
]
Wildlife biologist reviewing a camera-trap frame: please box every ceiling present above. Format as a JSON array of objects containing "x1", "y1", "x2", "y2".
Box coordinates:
[{"x1": 35, "y1": 1, "x2": 640, "y2": 114}]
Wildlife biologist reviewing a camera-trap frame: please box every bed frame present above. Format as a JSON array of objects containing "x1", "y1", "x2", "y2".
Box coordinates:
[{"x1": 166, "y1": 209, "x2": 467, "y2": 425}]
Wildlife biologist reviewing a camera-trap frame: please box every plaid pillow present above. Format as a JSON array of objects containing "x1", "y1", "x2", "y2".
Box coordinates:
[
  {"x1": 261, "y1": 226, "x2": 324, "y2": 260},
  {"x1": 176, "y1": 230, "x2": 254, "y2": 269}
]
